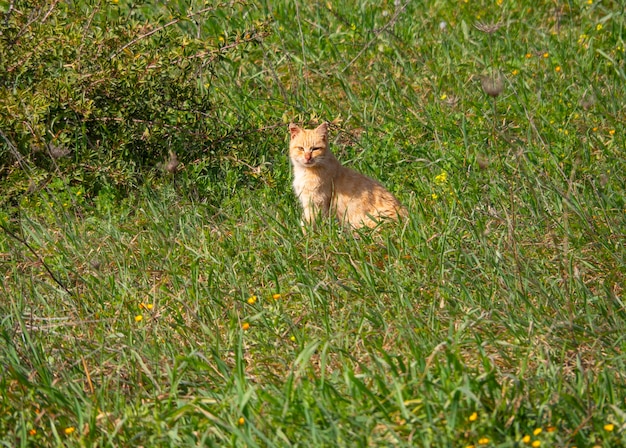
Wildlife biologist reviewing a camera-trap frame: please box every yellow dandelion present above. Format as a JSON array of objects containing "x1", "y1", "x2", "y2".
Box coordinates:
[
  {"x1": 609, "y1": 129, "x2": 615, "y2": 135},
  {"x1": 555, "y1": 66, "x2": 561, "y2": 72},
  {"x1": 469, "y1": 412, "x2": 478, "y2": 422},
  {"x1": 146, "y1": 303, "x2": 153, "y2": 310},
  {"x1": 592, "y1": 127, "x2": 598, "y2": 132},
  {"x1": 242, "y1": 322, "x2": 250, "y2": 331},
  {"x1": 238, "y1": 417, "x2": 245, "y2": 425},
  {"x1": 247, "y1": 295, "x2": 257, "y2": 305},
  {"x1": 525, "y1": 53, "x2": 532, "y2": 59},
  {"x1": 596, "y1": 23, "x2": 603, "y2": 31},
  {"x1": 533, "y1": 428, "x2": 542, "y2": 436},
  {"x1": 134, "y1": 315, "x2": 143, "y2": 322},
  {"x1": 522, "y1": 435, "x2": 531, "y2": 444},
  {"x1": 543, "y1": 52, "x2": 549, "y2": 58},
  {"x1": 272, "y1": 293, "x2": 282, "y2": 300},
  {"x1": 440, "y1": 94, "x2": 448, "y2": 100},
  {"x1": 546, "y1": 426, "x2": 556, "y2": 432},
  {"x1": 467, "y1": 445, "x2": 476, "y2": 448},
  {"x1": 532, "y1": 441, "x2": 541, "y2": 448},
  {"x1": 290, "y1": 335, "x2": 296, "y2": 342},
  {"x1": 434, "y1": 170, "x2": 448, "y2": 184},
  {"x1": 604, "y1": 423, "x2": 615, "y2": 432},
  {"x1": 587, "y1": 0, "x2": 592, "y2": 4},
  {"x1": 431, "y1": 193, "x2": 438, "y2": 200},
  {"x1": 478, "y1": 437, "x2": 490, "y2": 445},
  {"x1": 64, "y1": 427, "x2": 75, "y2": 435},
  {"x1": 29, "y1": 429, "x2": 37, "y2": 436},
  {"x1": 512, "y1": 69, "x2": 519, "y2": 76}
]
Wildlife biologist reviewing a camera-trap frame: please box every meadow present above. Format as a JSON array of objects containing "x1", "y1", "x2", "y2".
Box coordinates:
[{"x1": 1, "y1": 0, "x2": 625, "y2": 446}]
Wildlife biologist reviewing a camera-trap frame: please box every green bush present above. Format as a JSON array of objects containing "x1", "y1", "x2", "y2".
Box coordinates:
[{"x1": 0, "y1": 0, "x2": 269, "y2": 198}]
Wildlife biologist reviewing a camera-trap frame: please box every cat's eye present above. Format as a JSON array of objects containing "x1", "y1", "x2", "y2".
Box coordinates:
[{"x1": 311, "y1": 147, "x2": 322, "y2": 151}]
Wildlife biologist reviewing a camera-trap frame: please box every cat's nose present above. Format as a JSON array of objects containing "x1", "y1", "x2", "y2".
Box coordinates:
[{"x1": 304, "y1": 153, "x2": 312, "y2": 161}]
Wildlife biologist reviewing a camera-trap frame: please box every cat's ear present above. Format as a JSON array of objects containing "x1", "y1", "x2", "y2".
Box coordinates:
[
  {"x1": 289, "y1": 123, "x2": 302, "y2": 139},
  {"x1": 315, "y1": 122, "x2": 329, "y2": 133},
  {"x1": 314, "y1": 122, "x2": 329, "y2": 140}
]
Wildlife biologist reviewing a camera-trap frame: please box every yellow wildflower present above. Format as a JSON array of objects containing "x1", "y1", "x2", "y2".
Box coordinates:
[
  {"x1": 532, "y1": 441, "x2": 541, "y2": 448},
  {"x1": 533, "y1": 428, "x2": 542, "y2": 436},
  {"x1": 434, "y1": 170, "x2": 448, "y2": 184},
  {"x1": 29, "y1": 429, "x2": 37, "y2": 436},
  {"x1": 242, "y1": 322, "x2": 250, "y2": 331},
  {"x1": 522, "y1": 435, "x2": 531, "y2": 444},
  {"x1": 238, "y1": 417, "x2": 245, "y2": 425},
  {"x1": 555, "y1": 66, "x2": 561, "y2": 72},
  {"x1": 596, "y1": 23, "x2": 603, "y2": 31},
  {"x1": 134, "y1": 315, "x2": 143, "y2": 322},
  {"x1": 609, "y1": 129, "x2": 615, "y2": 135},
  {"x1": 469, "y1": 412, "x2": 478, "y2": 422},
  {"x1": 64, "y1": 427, "x2": 75, "y2": 435},
  {"x1": 478, "y1": 437, "x2": 489, "y2": 445},
  {"x1": 272, "y1": 293, "x2": 282, "y2": 300},
  {"x1": 247, "y1": 295, "x2": 257, "y2": 305},
  {"x1": 604, "y1": 423, "x2": 615, "y2": 432}
]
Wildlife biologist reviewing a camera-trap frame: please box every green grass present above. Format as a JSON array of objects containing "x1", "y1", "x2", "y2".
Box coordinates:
[{"x1": 1, "y1": 0, "x2": 626, "y2": 446}]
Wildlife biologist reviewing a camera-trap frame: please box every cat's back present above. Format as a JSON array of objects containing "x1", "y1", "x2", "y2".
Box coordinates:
[
  {"x1": 333, "y1": 164, "x2": 405, "y2": 227},
  {"x1": 333, "y1": 163, "x2": 396, "y2": 200}
]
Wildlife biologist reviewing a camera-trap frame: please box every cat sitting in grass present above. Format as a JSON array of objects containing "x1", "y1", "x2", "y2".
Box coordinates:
[{"x1": 289, "y1": 122, "x2": 406, "y2": 229}]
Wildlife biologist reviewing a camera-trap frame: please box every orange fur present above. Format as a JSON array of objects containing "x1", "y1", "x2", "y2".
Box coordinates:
[{"x1": 289, "y1": 123, "x2": 406, "y2": 229}]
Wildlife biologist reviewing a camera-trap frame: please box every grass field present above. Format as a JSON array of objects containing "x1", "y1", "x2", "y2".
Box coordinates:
[{"x1": 1, "y1": 0, "x2": 625, "y2": 446}]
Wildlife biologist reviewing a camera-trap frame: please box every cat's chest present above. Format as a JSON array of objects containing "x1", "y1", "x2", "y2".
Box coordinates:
[{"x1": 292, "y1": 168, "x2": 330, "y2": 197}]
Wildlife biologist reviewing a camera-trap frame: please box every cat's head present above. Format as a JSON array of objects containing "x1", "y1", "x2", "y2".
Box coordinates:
[{"x1": 288, "y1": 123, "x2": 331, "y2": 168}]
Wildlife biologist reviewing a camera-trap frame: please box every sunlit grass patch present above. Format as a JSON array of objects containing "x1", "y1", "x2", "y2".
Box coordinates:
[{"x1": 1, "y1": 0, "x2": 625, "y2": 446}]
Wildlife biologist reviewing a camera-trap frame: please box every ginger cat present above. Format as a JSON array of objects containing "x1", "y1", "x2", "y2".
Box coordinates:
[{"x1": 289, "y1": 122, "x2": 406, "y2": 229}]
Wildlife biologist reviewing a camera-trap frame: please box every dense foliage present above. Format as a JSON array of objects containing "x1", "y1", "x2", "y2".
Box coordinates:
[{"x1": 1, "y1": 0, "x2": 269, "y2": 202}]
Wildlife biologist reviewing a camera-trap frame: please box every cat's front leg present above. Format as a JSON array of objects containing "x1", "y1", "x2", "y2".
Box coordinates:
[{"x1": 301, "y1": 203, "x2": 318, "y2": 226}]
